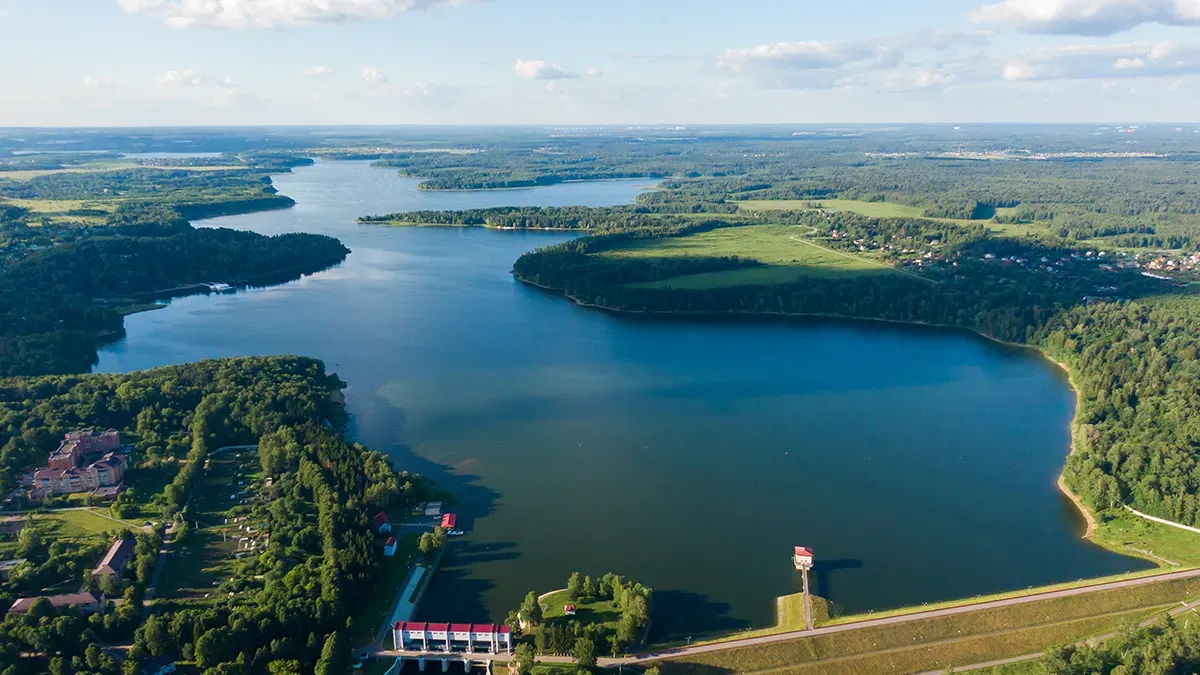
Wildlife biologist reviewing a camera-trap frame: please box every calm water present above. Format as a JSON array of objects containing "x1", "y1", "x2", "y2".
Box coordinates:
[{"x1": 95, "y1": 160, "x2": 1146, "y2": 639}]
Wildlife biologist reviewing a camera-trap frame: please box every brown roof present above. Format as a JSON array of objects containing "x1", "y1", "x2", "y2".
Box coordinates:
[
  {"x1": 94, "y1": 538, "x2": 135, "y2": 576},
  {"x1": 9, "y1": 591, "x2": 101, "y2": 613}
]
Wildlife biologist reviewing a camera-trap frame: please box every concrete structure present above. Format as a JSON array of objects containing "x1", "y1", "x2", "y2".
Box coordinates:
[
  {"x1": 384, "y1": 536, "x2": 399, "y2": 557},
  {"x1": 793, "y1": 546, "x2": 815, "y2": 631},
  {"x1": 392, "y1": 622, "x2": 512, "y2": 655},
  {"x1": 9, "y1": 591, "x2": 103, "y2": 615},
  {"x1": 92, "y1": 538, "x2": 136, "y2": 581}
]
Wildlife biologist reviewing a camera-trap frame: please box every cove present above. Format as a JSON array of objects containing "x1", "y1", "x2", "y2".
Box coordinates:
[{"x1": 94, "y1": 160, "x2": 1148, "y2": 640}]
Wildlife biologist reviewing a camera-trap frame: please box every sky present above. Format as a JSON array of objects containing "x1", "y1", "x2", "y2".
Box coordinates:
[{"x1": 2, "y1": 0, "x2": 1200, "y2": 126}]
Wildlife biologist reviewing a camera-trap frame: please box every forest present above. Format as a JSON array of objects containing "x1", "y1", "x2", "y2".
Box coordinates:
[
  {"x1": 0, "y1": 216, "x2": 349, "y2": 377},
  {"x1": 0, "y1": 356, "x2": 428, "y2": 675}
]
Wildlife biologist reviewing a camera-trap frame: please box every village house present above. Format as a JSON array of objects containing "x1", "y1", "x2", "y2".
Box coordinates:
[
  {"x1": 440, "y1": 513, "x2": 457, "y2": 530},
  {"x1": 8, "y1": 591, "x2": 104, "y2": 615},
  {"x1": 91, "y1": 538, "x2": 136, "y2": 581},
  {"x1": 383, "y1": 536, "x2": 398, "y2": 557},
  {"x1": 374, "y1": 512, "x2": 393, "y2": 534}
]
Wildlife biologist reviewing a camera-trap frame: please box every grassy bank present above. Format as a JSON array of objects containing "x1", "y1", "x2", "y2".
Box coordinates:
[{"x1": 662, "y1": 574, "x2": 1200, "y2": 675}]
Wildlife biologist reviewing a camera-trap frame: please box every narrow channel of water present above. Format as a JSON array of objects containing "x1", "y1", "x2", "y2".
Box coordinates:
[{"x1": 95, "y1": 160, "x2": 1148, "y2": 638}]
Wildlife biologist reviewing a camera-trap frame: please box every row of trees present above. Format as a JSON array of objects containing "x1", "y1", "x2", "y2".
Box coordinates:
[{"x1": 513, "y1": 572, "x2": 653, "y2": 663}]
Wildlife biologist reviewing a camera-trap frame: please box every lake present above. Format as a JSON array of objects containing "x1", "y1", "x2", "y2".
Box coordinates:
[{"x1": 95, "y1": 159, "x2": 1147, "y2": 639}]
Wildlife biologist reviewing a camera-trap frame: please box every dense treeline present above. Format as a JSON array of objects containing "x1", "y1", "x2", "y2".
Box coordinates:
[
  {"x1": 513, "y1": 572, "x2": 653, "y2": 660},
  {"x1": 513, "y1": 217, "x2": 1200, "y2": 526},
  {"x1": 1041, "y1": 616, "x2": 1200, "y2": 674},
  {"x1": 360, "y1": 205, "x2": 742, "y2": 230},
  {"x1": 0, "y1": 223, "x2": 348, "y2": 377},
  {"x1": 0, "y1": 356, "x2": 428, "y2": 675}
]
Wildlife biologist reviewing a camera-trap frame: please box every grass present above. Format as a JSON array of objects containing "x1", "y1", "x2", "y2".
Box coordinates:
[
  {"x1": 737, "y1": 199, "x2": 1045, "y2": 239},
  {"x1": 157, "y1": 448, "x2": 261, "y2": 599},
  {"x1": 0, "y1": 161, "x2": 247, "y2": 181},
  {"x1": 662, "y1": 575, "x2": 1200, "y2": 675},
  {"x1": 1091, "y1": 508, "x2": 1200, "y2": 567},
  {"x1": 32, "y1": 509, "x2": 136, "y2": 543},
  {"x1": 352, "y1": 533, "x2": 421, "y2": 644},
  {"x1": 602, "y1": 224, "x2": 903, "y2": 289},
  {"x1": 542, "y1": 590, "x2": 623, "y2": 631},
  {"x1": 776, "y1": 595, "x2": 832, "y2": 631}
]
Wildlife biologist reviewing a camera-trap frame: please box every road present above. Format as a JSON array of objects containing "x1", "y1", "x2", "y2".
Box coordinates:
[
  {"x1": 607, "y1": 567, "x2": 1200, "y2": 665},
  {"x1": 366, "y1": 569, "x2": 1200, "y2": 669}
]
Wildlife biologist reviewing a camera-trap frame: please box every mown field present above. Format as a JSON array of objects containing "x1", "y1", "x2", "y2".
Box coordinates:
[
  {"x1": 601, "y1": 224, "x2": 904, "y2": 289},
  {"x1": 660, "y1": 574, "x2": 1200, "y2": 675},
  {"x1": 737, "y1": 199, "x2": 1032, "y2": 234}
]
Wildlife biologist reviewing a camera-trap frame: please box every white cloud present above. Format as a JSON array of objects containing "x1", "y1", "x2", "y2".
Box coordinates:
[
  {"x1": 514, "y1": 59, "x2": 584, "y2": 80},
  {"x1": 83, "y1": 76, "x2": 118, "y2": 89},
  {"x1": 304, "y1": 66, "x2": 335, "y2": 77},
  {"x1": 158, "y1": 69, "x2": 236, "y2": 87},
  {"x1": 718, "y1": 41, "x2": 885, "y2": 73},
  {"x1": 970, "y1": 0, "x2": 1200, "y2": 36},
  {"x1": 361, "y1": 67, "x2": 389, "y2": 83},
  {"x1": 117, "y1": 0, "x2": 470, "y2": 29},
  {"x1": 1000, "y1": 41, "x2": 1200, "y2": 81}
]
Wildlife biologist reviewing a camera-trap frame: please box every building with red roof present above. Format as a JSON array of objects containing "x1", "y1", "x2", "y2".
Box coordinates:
[
  {"x1": 393, "y1": 622, "x2": 512, "y2": 654},
  {"x1": 383, "y1": 537, "x2": 398, "y2": 557},
  {"x1": 440, "y1": 513, "x2": 457, "y2": 530},
  {"x1": 373, "y1": 512, "x2": 393, "y2": 534},
  {"x1": 794, "y1": 546, "x2": 814, "y2": 570}
]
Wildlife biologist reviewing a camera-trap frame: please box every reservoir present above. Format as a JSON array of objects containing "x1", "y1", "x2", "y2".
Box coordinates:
[{"x1": 95, "y1": 160, "x2": 1147, "y2": 639}]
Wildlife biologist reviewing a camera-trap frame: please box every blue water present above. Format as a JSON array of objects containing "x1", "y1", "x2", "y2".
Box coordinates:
[{"x1": 95, "y1": 160, "x2": 1147, "y2": 638}]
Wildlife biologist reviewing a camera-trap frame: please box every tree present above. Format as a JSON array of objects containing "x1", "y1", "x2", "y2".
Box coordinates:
[
  {"x1": 608, "y1": 635, "x2": 624, "y2": 658},
  {"x1": 514, "y1": 643, "x2": 537, "y2": 675},
  {"x1": 315, "y1": 631, "x2": 347, "y2": 675},
  {"x1": 17, "y1": 526, "x2": 42, "y2": 559},
  {"x1": 573, "y1": 637, "x2": 596, "y2": 668},
  {"x1": 267, "y1": 661, "x2": 302, "y2": 675},
  {"x1": 141, "y1": 614, "x2": 171, "y2": 657},
  {"x1": 419, "y1": 532, "x2": 434, "y2": 555},
  {"x1": 644, "y1": 668, "x2": 661, "y2": 675},
  {"x1": 581, "y1": 576, "x2": 596, "y2": 599},
  {"x1": 519, "y1": 591, "x2": 543, "y2": 628},
  {"x1": 567, "y1": 572, "x2": 582, "y2": 602},
  {"x1": 431, "y1": 526, "x2": 448, "y2": 550}
]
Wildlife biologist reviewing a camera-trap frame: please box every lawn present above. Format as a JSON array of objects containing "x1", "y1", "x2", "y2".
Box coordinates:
[
  {"x1": 32, "y1": 509, "x2": 138, "y2": 543},
  {"x1": 1092, "y1": 508, "x2": 1200, "y2": 567},
  {"x1": 661, "y1": 574, "x2": 1200, "y2": 675},
  {"x1": 602, "y1": 224, "x2": 904, "y2": 289},
  {"x1": 542, "y1": 589, "x2": 623, "y2": 631},
  {"x1": 156, "y1": 447, "x2": 263, "y2": 599},
  {"x1": 737, "y1": 199, "x2": 1032, "y2": 233}
]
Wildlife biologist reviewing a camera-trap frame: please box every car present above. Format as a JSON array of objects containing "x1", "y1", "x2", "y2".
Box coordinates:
[{"x1": 447, "y1": 529, "x2": 465, "y2": 537}]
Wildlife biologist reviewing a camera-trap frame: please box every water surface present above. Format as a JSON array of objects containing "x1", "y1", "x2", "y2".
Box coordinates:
[{"x1": 96, "y1": 160, "x2": 1146, "y2": 639}]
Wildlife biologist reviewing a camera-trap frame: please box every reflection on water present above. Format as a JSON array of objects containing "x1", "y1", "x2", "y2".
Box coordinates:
[{"x1": 96, "y1": 160, "x2": 1148, "y2": 636}]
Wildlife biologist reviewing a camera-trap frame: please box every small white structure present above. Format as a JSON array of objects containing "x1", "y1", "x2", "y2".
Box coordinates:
[{"x1": 793, "y1": 546, "x2": 814, "y2": 570}]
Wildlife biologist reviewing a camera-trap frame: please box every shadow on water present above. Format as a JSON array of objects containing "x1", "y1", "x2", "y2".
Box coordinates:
[
  {"x1": 650, "y1": 590, "x2": 751, "y2": 643},
  {"x1": 811, "y1": 558, "x2": 865, "y2": 610}
]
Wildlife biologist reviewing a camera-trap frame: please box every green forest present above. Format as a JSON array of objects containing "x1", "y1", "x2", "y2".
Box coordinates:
[{"x1": 0, "y1": 356, "x2": 428, "y2": 675}]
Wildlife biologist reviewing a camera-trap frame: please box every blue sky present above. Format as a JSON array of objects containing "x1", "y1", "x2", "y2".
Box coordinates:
[{"x1": 2, "y1": 0, "x2": 1200, "y2": 125}]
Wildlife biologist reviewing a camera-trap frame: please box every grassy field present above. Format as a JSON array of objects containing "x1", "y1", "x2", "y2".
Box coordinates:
[
  {"x1": 1091, "y1": 508, "x2": 1200, "y2": 567},
  {"x1": 0, "y1": 161, "x2": 247, "y2": 181},
  {"x1": 602, "y1": 224, "x2": 904, "y2": 289},
  {"x1": 157, "y1": 447, "x2": 261, "y2": 599},
  {"x1": 542, "y1": 589, "x2": 623, "y2": 631},
  {"x1": 661, "y1": 575, "x2": 1200, "y2": 675},
  {"x1": 31, "y1": 509, "x2": 139, "y2": 543},
  {"x1": 737, "y1": 199, "x2": 1032, "y2": 235}
]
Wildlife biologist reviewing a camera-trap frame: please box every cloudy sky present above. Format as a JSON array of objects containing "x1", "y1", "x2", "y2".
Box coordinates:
[{"x1": 1, "y1": 0, "x2": 1199, "y2": 125}]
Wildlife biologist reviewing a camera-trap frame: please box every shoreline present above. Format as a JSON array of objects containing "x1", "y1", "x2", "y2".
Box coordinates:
[{"x1": 514, "y1": 274, "x2": 1106, "y2": 543}]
